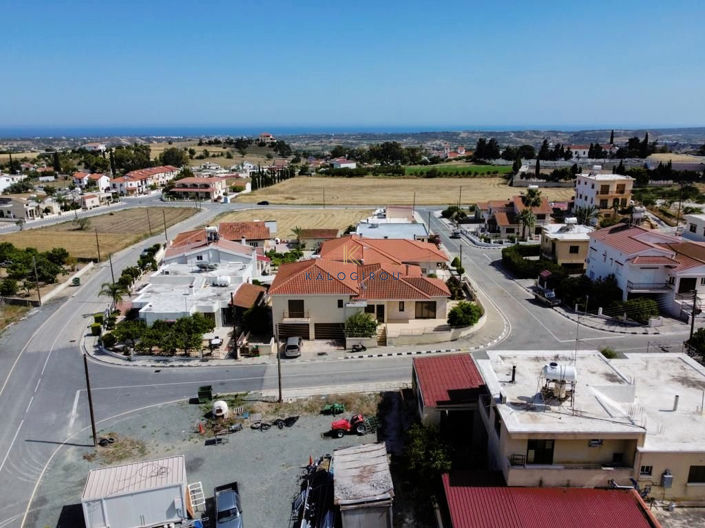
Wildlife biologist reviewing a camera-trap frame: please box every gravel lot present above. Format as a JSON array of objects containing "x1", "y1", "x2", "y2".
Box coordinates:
[{"x1": 28, "y1": 396, "x2": 392, "y2": 528}]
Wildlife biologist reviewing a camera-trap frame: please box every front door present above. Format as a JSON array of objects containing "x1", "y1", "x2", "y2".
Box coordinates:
[{"x1": 375, "y1": 304, "x2": 385, "y2": 323}]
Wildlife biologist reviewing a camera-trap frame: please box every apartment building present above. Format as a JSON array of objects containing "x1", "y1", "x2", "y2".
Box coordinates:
[
  {"x1": 168, "y1": 176, "x2": 227, "y2": 201},
  {"x1": 574, "y1": 169, "x2": 634, "y2": 216},
  {"x1": 475, "y1": 350, "x2": 705, "y2": 501},
  {"x1": 111, "y1": 165, "x2": 178, "y2": 195},
  {"x1": 540, "y1": 218, "x2": 594, "y2": 271}
]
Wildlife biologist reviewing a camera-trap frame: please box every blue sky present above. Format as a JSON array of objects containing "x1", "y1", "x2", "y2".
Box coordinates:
[{"x1": 1, "y1": 0, "x2": 704, "y2": 130}]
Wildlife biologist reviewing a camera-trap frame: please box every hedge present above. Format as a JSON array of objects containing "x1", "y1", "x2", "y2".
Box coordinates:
[
  {"x1": 501, "y1": 245, "x2": 563, "y2": 279},
  {"x1": 448, "y1": 301, "x2": 483, "y2": 327}
]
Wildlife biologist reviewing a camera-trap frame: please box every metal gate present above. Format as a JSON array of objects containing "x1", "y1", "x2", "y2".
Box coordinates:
[
  {"x1": 277, "y1": 323, "x2": 310, "y2": 339},
  {"x1": 313, "y1": 323, "x2": 345, "y2": 340}
]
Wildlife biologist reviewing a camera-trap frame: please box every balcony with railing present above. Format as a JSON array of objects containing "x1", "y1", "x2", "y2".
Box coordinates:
[
  {"x1": 506, "y1": 454, "x2": 633, "y2": 487},
  {"x1": 282, "y1": 311, "x2": 310, "y2": 322},
  {"x1": 626, "y1": 280, "x2": 671, "y2": 293}
]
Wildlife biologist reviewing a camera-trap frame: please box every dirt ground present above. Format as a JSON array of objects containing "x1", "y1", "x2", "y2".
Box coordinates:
[
  {"x1": 0, "y1": 207, "x2": 197, "y2": 259},
  {"x1": 211, "y1": 207, "x2": 374, "y2": 237},
  {"x1": 28, "y1": 390, "x2": 428, "y2": 528},
  {"x1": 237, "y1": 176, "x2": 575, "y2": 205}
]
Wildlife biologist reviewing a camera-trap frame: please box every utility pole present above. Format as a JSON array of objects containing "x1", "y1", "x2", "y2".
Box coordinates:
[
  {"x1": 108, "y1": 254, "x2": 116, "y2": 284},
  {"x1": 94, "y1": 228, "x2": 102, "y2": 261},
  {"x1": 162, "y1": 209, "x2": 168, "y2": 243},
  {"x1": 691, "y1": 289, "x2": 698, "y2": 340},
  {"x1": 427, "y1": 211, "x2": 431, "y2": 231},
  {"x1": 458, "y1": 187, "x2": 463, "y2": 209},
  {"x1": 322, "y1": 189, "x2": 326, "y2": 209},
  {"x1": 83, "y1": 353, "x2": 98, "y2": 446},
  {"x1": 274, "y1": 325, "x2": 283, "y2": 403},
  {"x1": 31, "y1": 256, "x2": 42, "y2": 305},
  {"x1": 412, "y1": 192, "x2": 416, "y2": 214},
  {"x1": 146, "y1": 208, "x2": 153, "y2": 236}
]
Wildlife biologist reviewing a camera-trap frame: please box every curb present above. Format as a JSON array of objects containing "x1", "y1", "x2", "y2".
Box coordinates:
[{"x1": 344, "y1": 347, "x2": 462, "y2": 360}]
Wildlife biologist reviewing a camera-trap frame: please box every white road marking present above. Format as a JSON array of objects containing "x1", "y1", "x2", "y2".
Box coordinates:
[
  {"x1": 483, "y1": 254, "x2": 491, "y2": 261},
  {"x1": 33, "y1": 378, "x2": 41, "y2": 393},
  {"x1": 68, "y1": 390, "x2": 81, "y2": 430},
  {"x1": 24, "y1": 397, "x2": 33, "y2": 415},
  {"x1": 0, "y1": 419, "x2": 24, "y2": 474}
]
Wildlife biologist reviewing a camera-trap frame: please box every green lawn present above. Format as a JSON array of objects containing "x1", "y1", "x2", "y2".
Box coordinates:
[{"x1": 404, "y1": 163, "x2": 512, "y2": 177}]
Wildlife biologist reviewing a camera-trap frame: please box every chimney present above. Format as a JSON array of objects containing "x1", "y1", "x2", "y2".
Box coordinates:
[
  {"x1": 673, "y1": 395, "x2": 680, "y2": 411},
  {"x1": 511, "y1": 365, "x2": 516, "y2": 383},
  {"x1": 241, "y1": 236, "x2": 246, "y2": 246}
]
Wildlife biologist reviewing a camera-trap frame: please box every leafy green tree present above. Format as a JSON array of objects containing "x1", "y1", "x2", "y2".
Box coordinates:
[
  {"x1": 574, "y1": 205, "x2": 598, "y2": 226},
  {"x1": 242, "y1": 304, "x2": 271, "y2": 335},
  {"x1": 518, "y1": 209, "x2": 536, "y2": 240},
  {"x1": 160, "y1": 147, "x2": 189, "y2": 167},
  {"x1": 290, "y1": 225, "x2": 304, "y2": 246},
  {"x1": 45, "y1": 247, "x2": 69, "y2": 266},
  {"x1": 688, "y1": 328, "x2": 705, "y2": 354},
  {"x1": 113, "y1": 319, "x2": 147, "y2": 349},
  {"x1": 99, "y1": 281, "x2": 128, "y2": 307},
  {"x1": 0, "y1": 278, "x2": 18, "y2": 296},
  {"x1": 404, "y1": 424, "x2": 452, "y2": 483},
  {"x1": 521, "y1": 187, "x2": 542, "y2": 208},
  {"x1": 52, "y1": 152, "x2": 61, "y2": 172},
  {"x1": 344, "y1": 311, "x2": 378, "y2": 337}
]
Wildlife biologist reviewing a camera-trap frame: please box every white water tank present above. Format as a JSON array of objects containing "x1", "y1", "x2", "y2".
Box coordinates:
[
  {"x1": 542, "y1": 362, "x2": 577, "y2": 383},
  {"x1": 212, "y1": 400, "x2": 229, "y2": 418},
  {"x1": 565, "y1": 217, "x2": 578, "y2": 225}
]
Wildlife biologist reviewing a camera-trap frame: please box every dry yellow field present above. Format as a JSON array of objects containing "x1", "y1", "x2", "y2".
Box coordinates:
[
  {"x1": 0, "y1": 151, "x2": 41, "y2": 162},
  {"x1": 237, "y1": 177, "x2": 575, "y2": 205},
  {"x1": 149, "y1": 141, "x2": 279, "y2": 168},
  {"x1": 0, "y1": 207, "x2": 197, "y2": 259},
  {"x1": 213, "y1": 208, "x2": 374, "y2": 237}
]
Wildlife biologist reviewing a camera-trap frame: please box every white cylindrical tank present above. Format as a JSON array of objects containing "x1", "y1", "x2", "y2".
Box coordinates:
[
  {"x1": 542, "y1": 362, "x2": 577, "y2": 383},
  {"x1": 212, "y1": 400, "x2": 229, "y2": 418}
]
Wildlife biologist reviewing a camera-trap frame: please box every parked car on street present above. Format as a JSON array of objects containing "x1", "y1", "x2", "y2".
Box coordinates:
[
  {"x1": 257, "y1": 200, "x2": 269, "y2": 205},
  {"x1": 284, "y1": 336, "x2": 302, "y2": 358}
]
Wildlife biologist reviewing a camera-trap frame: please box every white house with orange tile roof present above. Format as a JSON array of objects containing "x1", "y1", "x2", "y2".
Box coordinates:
[
  {"x1": 111, "y1": 165, "x2": 178, "y2": 195},
  {"x1": 269, "y1": 258, "x2": 451, "y2": 341},
  {"x1": 475, "y1": 194, "x2": 553, "y2": 238},
  {"x1": 168, "y1": 176, "x2": 227, "y2": 201},
  {"x1": 318, "y1": 235, "x2": 448, "y2": 275},
  {"x1": 586, "y1": 224, "x2": 705, "y2": 318}
]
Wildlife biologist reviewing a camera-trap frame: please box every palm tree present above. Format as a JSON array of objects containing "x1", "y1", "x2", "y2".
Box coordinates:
[
  {"x1": 518, "y1": 209, "x2": 536, "y2": 240},
  {"x1": 98, "y1": 281, "x2": 128, "y2": 309},
  {"x1": 290, "y1": 226, "x2": 304, "y2": 247},
  {"x1": 521, "y1": 187, "x2": 542, "y2": 208},
  {"x1": 574, "y1": 205, "x2": 598, "y2": 226}
]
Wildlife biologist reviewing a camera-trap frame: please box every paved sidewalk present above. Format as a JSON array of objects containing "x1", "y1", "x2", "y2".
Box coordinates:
[
  {"x1": 552, "y1": 305, "x2": 689, "y2": 335},
  {"x1": 84, "y1": 327, "x2": 504, "y2": 368}
]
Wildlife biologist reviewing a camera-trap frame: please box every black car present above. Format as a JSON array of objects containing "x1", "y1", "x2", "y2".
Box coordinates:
[{"x1": 257, "y1": 200, "x2": 269, "y2": 205}]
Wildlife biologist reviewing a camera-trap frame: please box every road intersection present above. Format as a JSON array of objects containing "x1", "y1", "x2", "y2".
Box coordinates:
[{"x1": 0, "y1": 202, "x2": 692, "y2": 527}]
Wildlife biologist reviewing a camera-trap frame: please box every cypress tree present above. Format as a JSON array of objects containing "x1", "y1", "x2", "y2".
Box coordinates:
[
  {"x1": 609, "y1": 129, "x2": 614, "y2": 145},
  {"x1": 535, "y1": 158, "x2": 541, "y2": 178}
]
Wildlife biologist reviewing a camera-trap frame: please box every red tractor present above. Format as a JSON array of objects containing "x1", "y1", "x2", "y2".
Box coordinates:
[{"x1": 330, "y1": 414, "x2": 376, "y2": 438}]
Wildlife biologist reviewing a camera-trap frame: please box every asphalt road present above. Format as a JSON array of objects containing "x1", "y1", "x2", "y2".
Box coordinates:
[{"x1": 0, "y1": 201, "x2": 692, "y2": 528}]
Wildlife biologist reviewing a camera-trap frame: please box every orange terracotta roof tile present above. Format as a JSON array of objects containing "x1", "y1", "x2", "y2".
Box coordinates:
[
  {"x1": 232, "y1": 283, "x2": 266, "y2": 308},
  {"x1": 218, "y1": 221, "x2": 271, "y2": 241}
]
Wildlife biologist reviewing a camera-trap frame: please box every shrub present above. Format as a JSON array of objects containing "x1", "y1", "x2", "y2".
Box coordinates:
[
  {"x1": 501, "y1": 244, "x2": 562, "y2": 279},
  {"x1": 101, "y1": 332, "x2": 117, "y2": 348},
  {"x1": 0, "y1": 278, "x2": 18, "y2": 296},
  {"x1": 688, "y1": 328, "x2": 705, "y2": 355},
  {"x1": 600, "y1": 346, "x2": 618, "y2": 359},
  {"x1": 345, "y1": 311, "x2": 378, "y2": 337},
  {"x1": 451, "y1": 256, "x2": 462, "y2": 269},
  {"x1": 456, "y1": 266, "x2": 465, "y2": 275},
  {"x1": 90, "y1": 323, "x2": 102, "y2": 336},
  {"x1": 94, "y1": 313, "x2": 104, "y2": 324},
  {"x1": 605, "y1": 297, "x2": 658, "y2": 324},
  {"x1": 446, "y1": 276, "x2": 465, "y2": 300},
  {"x1": 448, "y1": 301, "x2": 483, "y2": 327},
  {"x1": 405, "y1": 424, "x2": 452, "y2": 484}
]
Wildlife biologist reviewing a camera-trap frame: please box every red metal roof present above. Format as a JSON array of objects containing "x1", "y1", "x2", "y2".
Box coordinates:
[
  {"x1": 441, "y1": 478, "x2": 662, "y2": 528},
  {"x1": 413, "y1": 354, "x2": 484, "y2": 407}
]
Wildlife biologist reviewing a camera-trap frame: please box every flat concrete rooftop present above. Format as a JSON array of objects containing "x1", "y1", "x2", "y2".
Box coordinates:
[{"x1": 478, "y1": 351, "x2": 705, "y2": 451}]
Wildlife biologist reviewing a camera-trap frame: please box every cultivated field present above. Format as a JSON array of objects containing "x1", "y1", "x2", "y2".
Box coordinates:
[
  {"x1": 405, "y1": 162, "x2": 512, "y2": 176},
  {"x1": 238, "y1": 177, "x2": 575, "y2": 205},
  {"x1": 0, "y1": 207, "x2": 197, "y2": 259},
  {"x1": 149, "y1": 140, "x2": 283, "y2": 168},
  {"x1": 213, "y1": 207, "x2": 374, "y2": 237}
]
